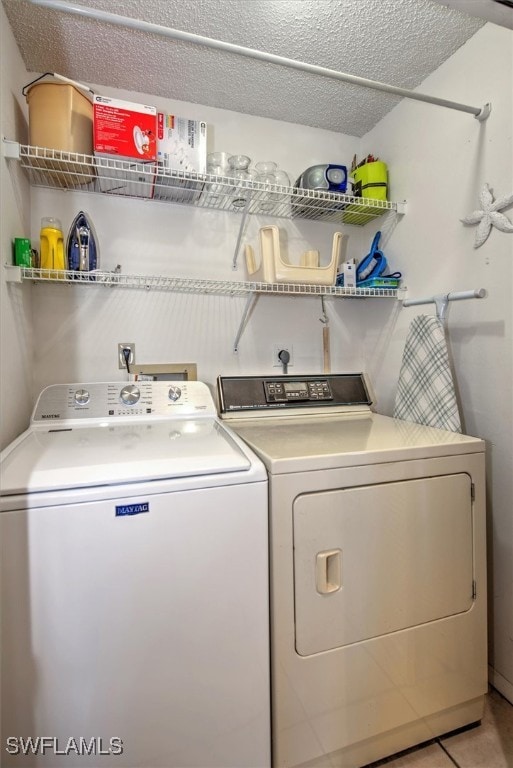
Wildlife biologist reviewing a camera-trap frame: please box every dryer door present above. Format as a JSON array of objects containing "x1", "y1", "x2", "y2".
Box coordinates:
[{"x1": 293, "y1": 473, "x2": 474, "y2": 656}]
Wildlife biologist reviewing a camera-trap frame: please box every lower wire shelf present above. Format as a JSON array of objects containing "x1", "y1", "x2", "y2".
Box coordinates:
[
  {"x1": 5, "y1": 266, "x2": 404, "y2": 299},
  {"x1": 6, "y1": 265, "x2": 405, "y2": 352}
]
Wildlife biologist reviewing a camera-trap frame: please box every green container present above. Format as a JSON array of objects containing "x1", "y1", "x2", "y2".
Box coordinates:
[
  {"x1": 13, "y1": 238, "x2": 32, "y2": 267},
  {"x1": 351, "y1": 161, "x2": 388, "y2": 200}
]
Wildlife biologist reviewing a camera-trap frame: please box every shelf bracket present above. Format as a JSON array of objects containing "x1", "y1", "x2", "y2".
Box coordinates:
[
  {"x1": 232, "y1": 198, "x2": 252, "y2": 271},
  {"x1": 2, "y1": 138, "x2": 20, "y2": 160},
  {"x1": 233, "y1": 293, "x2": 258, "y2": 353},
  {"x1": 4, "y1": 265, "x2": 23, "y2": 282}
]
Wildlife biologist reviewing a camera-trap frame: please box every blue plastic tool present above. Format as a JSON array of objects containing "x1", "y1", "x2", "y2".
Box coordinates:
[{"x1": 356, "y1": 231, "x2": 387, "y2": 283}]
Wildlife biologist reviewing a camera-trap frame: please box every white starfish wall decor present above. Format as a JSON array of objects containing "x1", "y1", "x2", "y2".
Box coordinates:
[{"x1": 461, "y1": 183, "x2": 513, "y2": 248}]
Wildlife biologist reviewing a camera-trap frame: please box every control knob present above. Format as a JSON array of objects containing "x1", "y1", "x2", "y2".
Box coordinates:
[
  {"x1": 74, "y1": 388, "x2": 90, "y2": 405},
  {"x1": 168, "y1": 386, "x2": 182, "y2": 402},
  {"x1": 120, "y1": 385, "x2": 140, "y2": 405}
]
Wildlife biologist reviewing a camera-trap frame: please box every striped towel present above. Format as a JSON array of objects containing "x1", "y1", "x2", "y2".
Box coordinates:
[{"x1": 393, "y1": 314, "x2": 462, "y2": 433}]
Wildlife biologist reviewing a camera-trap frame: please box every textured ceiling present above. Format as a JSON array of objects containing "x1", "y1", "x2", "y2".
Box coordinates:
[{"x1": 2, "y1": 0, "x2": 489, "y2": 136}]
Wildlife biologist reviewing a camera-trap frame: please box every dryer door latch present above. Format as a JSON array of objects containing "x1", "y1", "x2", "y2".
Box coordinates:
[{"x1": 316, "y1": 549, "x2": 342, "y2": 594}]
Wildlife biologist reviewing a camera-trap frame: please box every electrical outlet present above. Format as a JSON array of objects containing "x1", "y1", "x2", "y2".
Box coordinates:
[
  {"x1": 272, "y1": 344, "x2": 294, "y2": 368},
  {"x1": 118, "y1": 343, "x2": 136, "y2": 370}
]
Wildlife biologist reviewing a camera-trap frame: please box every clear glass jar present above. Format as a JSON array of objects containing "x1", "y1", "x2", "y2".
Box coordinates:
[
  {"x1": 255, "y1": 161, "x2": 277, "y2": 174},
  {"x1": 273, "y1": 170, "x2": 291, "y2": 187},
  {"x1": 207, "y1": 152, "x2": 231, "y2": 171},
  {"x1": 231, "y1": 170, "x2": 251, "y2": 208},
  {"x1": 228, "y1": 155, "x2": 251, "y2": 173},
  {"x1": 255, "y1": 172, "x2": 277, "y2": 212}
]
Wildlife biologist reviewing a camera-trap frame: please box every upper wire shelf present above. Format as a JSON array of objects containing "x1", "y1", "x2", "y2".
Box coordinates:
[{"x1": 7, "y1": 143, "x2": 402, "y2": 226}]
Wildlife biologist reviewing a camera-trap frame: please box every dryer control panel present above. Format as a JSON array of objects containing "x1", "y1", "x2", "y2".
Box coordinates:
[
  {"x1": 218, "y1": 373, "x2": 372, "y2": 413},
  {"x1": 264, "y1": 379, "x2": 333, "y2": 403}
]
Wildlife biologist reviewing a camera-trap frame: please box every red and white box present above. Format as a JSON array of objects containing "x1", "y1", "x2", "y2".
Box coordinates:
[
  {"x1": 93, "y1": 95, "x2": 157, "y2": 197},
  {"x1": 93, "y1": 95, "x2": 157, "y2": 160}
]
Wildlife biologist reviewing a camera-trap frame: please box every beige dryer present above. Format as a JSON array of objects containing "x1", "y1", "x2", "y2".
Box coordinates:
[{"x1": 218, "y1": 373, "x2": 487, "y2": 768}]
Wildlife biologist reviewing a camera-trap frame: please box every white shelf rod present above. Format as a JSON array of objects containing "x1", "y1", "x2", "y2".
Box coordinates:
[
  {"x1": 232, "y1": 204, "x2": 251, "y2": 271},
  {"x1": 29, "y1": 0, "x2": 491, "y2": 122},
  {"x1": 233, "y1": 294, "x2": 258, "y2": 353},
  {"x1": 403, "y1": 288, "x2": 486, "y2": 323}
]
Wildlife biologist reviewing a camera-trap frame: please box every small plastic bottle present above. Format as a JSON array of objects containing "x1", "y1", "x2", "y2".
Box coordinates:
[{"x1": 40, "y1": 217, "x2": 65, "y2": 279}]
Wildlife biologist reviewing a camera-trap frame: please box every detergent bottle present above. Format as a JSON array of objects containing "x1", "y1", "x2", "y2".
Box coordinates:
[{"x1": 40, "y1": 217, "x2": 65, "y2": 278}]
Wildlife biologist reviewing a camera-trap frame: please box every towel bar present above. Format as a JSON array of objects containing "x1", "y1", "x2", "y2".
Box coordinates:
[{"x1": 403, "y1": 288, "x2": 486, "y2": 322}]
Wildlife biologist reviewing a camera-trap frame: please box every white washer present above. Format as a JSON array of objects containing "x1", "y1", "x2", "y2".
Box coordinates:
[
  {"x1": 218, "y1": 373, "x2": 487, "y2": 768},
  {"x1": 0, "y1": 381, "x2": 270, "y2": 768}
]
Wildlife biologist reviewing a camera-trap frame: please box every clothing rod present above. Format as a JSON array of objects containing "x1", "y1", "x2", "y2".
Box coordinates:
[
  {"x1": 28, "y1": 0, "x2": 491, "y2": 121},
  {"x1": 403, "y1": 288, "x2": 487, "y2": 308}
]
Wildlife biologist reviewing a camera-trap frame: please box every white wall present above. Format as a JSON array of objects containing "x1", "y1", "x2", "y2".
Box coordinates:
[
  {"x1": 26, "y1": 85, "x2": 368, "y2": 397},
  {"x1": 361, "y1": 22, "x2": 513, "y2": 701},
  {"x1": 0, "y1": 2, "x2": 32, "y2": 448}
]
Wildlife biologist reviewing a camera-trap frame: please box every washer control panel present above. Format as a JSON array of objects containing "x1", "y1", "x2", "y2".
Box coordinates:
[{"x1": 31, "y1": 381, "x2": 215, "y2": 424}]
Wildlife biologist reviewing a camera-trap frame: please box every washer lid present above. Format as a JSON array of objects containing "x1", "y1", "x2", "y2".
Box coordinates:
[{"x1": 0, "y1": 419, "x2": 251, "y2": 495}]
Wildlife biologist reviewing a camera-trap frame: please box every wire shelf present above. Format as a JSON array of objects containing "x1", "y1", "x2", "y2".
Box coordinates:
[
  {"x1": 8, "y1": 266, "x2": 401, "y2": 299},
  {"x1": 14, "y1": 144, "x2": 399, "y2": 226}
]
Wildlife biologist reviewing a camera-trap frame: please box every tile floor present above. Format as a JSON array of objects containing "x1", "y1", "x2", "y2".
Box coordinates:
[{"x1": 368, "y1": 687, "x2": 513, "y2": 768}]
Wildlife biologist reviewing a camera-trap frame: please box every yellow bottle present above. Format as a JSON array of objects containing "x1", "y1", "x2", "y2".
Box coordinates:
[{"x1": 40, "y1": 217, "x2": 65, "y2": 279}]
